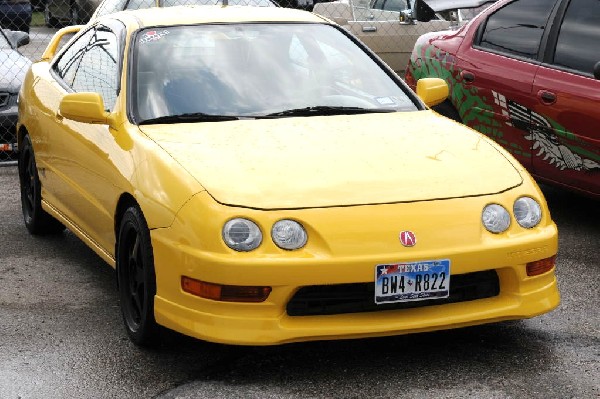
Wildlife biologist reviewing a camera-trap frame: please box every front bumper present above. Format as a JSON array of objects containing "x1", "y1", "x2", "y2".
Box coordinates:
[
  {"x1": 149, "y1": 190, "x2": 559, "y2": 346},
  {"x1": 154, "y1": 269, "x2": 558, "y2": 346}
]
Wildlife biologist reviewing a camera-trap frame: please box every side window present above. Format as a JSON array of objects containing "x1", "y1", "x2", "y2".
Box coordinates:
[
  {"x1": 54, "y1": 26, "x2": 120, "y2": 112},
  {"x1": 382, "y1": 0, "x2": 407, "y2": 12},
  {"x1": 54, "y1": 30, "x2": 95, "y2": 87},
  {"x1": 553, "y1": 0, "x2": 600, "y2": 75},
  {"x1": 477, "y1": 0, "x2": 557, "y2": 59},
  {"x1": 71, "y1": 27, "x2": 119, "y2": 111}
]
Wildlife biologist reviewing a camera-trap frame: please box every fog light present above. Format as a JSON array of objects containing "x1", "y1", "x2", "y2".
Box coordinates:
[
  {"x1": 181, "y1": 276, "x2": 271, "y2": 302},
  {"x1": 526, "y1": 255, "x2": 556, "y2": 276}
]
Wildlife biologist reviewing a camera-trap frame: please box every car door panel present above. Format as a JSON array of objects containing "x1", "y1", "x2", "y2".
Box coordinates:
[
  {"x1": 26, "y1": 68, "x2": 76, "y2": 216},
  {"x1": 45, "y1": 25, "x2": 128, "y2": 254},
  {"x1": 530, "y1": 67, "x2": 600, "y2": 195},
  {"x1": 455, "y1": 48, "x2": 538, "y2": 168},
  {"x1": 527, "y1": 0, "x2": 600, "y2": 195}
]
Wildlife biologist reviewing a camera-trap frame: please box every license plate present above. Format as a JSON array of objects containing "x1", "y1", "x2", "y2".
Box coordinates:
[{"x1": 375, "y1": 259, "x2": 450, "y2": 304}]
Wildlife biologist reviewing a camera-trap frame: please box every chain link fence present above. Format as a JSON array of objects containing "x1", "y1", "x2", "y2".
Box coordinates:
[{"x1": 0, "y1": 0, "x2": 471, "y2": 165}]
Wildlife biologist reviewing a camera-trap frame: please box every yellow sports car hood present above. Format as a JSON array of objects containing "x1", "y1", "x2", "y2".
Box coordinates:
[{"x1": 139, "y1": 111, "x2": 523, "y2": 209}]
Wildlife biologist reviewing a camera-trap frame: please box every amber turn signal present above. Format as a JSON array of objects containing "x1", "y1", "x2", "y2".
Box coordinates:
[
  {"x1": 181, "y1": 276, "x2": 271, "y2": 302},
  {"x1": 526, "y1": 255, "x2": 556, "y2": 276}
]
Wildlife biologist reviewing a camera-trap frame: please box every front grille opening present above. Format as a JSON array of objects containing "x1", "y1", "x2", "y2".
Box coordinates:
[{"x1": 287, "y1": 270, "x2": 500, "y2": 316}]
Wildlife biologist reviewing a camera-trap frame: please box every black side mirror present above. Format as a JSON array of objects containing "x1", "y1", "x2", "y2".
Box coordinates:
[
  {"x1": 413, "y1": 0, "x2": 436, "y2": 22},
  {"x1": 594, "y1": 61, "x2": 600, "y2": 80}
]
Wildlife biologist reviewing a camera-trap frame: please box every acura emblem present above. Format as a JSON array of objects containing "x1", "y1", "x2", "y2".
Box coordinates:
[{"x1": 399, "y1": 231, "x2": 416, "y2": 247}]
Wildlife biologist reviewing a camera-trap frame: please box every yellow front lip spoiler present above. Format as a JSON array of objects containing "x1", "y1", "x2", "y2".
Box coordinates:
[{"x1": 154, "y1": 272, "x2": 559, "y2": 345}]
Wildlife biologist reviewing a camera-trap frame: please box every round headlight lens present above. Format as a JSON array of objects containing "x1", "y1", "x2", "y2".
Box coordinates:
[
  {"x1": 514, "y1": 197, "x2": 542, "y2": 228},
  {"x1": 271, "y1": 220, "x2": 307, "y2": 250},
  {"x1": 482, "y1": 204, "x2": 511, "y2": 233},
  {"x1": 222, "y1": 218, "x2": 262, "y2": 251}
]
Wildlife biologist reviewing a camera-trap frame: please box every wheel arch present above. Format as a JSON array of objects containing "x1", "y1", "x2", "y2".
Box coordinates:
[
  {"x1": 17, "y1": 125, "x2": 29, "y2": 152},
  {"x1": 114, "y1": 193, "x2": 138, "y2": 253}
]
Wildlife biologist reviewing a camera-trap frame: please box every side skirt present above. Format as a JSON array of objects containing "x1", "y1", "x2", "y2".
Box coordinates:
[{"x1": 42, "y1": 199, "x2": 116, "y2": 268}]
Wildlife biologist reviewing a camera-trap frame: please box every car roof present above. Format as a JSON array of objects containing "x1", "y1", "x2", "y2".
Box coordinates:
[{"x1": 106, "y1": 5, "x2": 328, "y2": 28}]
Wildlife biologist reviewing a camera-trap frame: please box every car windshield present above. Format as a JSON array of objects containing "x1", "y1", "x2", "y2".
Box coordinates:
[
  {"x1": 132, "y1": 23, "x2": 417, "y2": 123},
  {"x1": 96, "y1": 0, "x2": 275, "y2": 21}
]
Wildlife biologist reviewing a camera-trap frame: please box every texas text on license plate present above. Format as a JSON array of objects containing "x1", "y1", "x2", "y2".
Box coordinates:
[{"x1": 374, "y1": 259, "x2": 450, "y2": 304}]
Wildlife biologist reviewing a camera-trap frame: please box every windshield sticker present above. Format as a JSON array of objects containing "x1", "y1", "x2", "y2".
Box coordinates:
[
  {"x1": 376, "y1": 97, "x2": 396, "y2": 106},
  {"x1": 140, "y1": 30, "x2": 170, "y2": 44}
]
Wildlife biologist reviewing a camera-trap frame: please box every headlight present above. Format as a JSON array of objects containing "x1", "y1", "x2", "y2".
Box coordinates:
[
  {"x1": 222, "y1": 218, "x2": 262, "y2": 251},
  {"x1": 271, "y1": 220, "x2": 307, "y2": 250},
  {"x1": 513, "y1": 197, "x2": 542, "y2": 228},
  {"x1": 482, "y1": 204, "x2": 510, "y2": 233}
]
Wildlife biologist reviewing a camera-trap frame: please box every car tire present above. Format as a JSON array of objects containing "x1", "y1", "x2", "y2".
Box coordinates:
[
  {"x1": 117, "y1": 205, "x2": 160, "y2": 346},
  {"x1": 18, "y1": 134, "x2": 65, "y2": 235},
  {"x1": 433, "y1": 100, "x2": 462, "y2": 123}
]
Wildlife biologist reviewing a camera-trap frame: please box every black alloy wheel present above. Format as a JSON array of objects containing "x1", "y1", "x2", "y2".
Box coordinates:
[
  {"x1": 18, "y1": 134, "x2": 65, "y2": 235},
  {"x1": 117, "y1": 206, "x2": 160, "y2": 346}
]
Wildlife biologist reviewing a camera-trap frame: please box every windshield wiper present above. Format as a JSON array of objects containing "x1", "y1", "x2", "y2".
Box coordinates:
[
  {"x1": 260, "y1": 106, "x2": 396, "y2": 118},
  {"x1": 138, "y1": 112, "x2": 240, "y2": 125}
]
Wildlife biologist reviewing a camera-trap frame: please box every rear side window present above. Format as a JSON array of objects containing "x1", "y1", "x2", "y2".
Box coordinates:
[
  {"x1": 553, "y1": 0, "x2": 600, "y2": 75},
  {"x1": 477, "y1": 0, "x2": 557, "y2": 59}
]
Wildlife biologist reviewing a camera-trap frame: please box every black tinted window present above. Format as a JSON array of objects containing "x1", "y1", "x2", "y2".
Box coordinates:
[
  {"x1": 553, "y1": 0, "x2": 600, "y2": 74},
  {"x1": 478, "y1": 0, "x2": 557, "y2": 59}
]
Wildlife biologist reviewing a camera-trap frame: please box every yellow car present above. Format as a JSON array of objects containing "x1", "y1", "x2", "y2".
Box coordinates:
[{"x1": 17, "y1": 5, "x2": 559, "y2": 347}]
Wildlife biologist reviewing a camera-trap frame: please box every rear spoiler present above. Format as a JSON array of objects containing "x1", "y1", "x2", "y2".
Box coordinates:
[{"x1": 413, "y1": 0, "x2": 495, "y2": 22}]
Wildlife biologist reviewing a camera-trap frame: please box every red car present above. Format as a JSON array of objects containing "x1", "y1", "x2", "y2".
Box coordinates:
[{"x1": 406, "y1": 0, "x2": 600, "y2": 199}]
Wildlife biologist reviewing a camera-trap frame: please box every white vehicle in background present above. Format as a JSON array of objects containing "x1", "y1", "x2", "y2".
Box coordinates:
[{"x1": 313, "y1": 0, "x2": 493, "y2": 73}]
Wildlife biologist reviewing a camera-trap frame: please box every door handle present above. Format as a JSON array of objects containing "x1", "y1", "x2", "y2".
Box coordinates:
[
  {"x1": 538, "y1": 90, "x2": 556, "y2": 105},
  {"x1": 460, "y1": 71, "x2": 475, "y2": 83}
]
